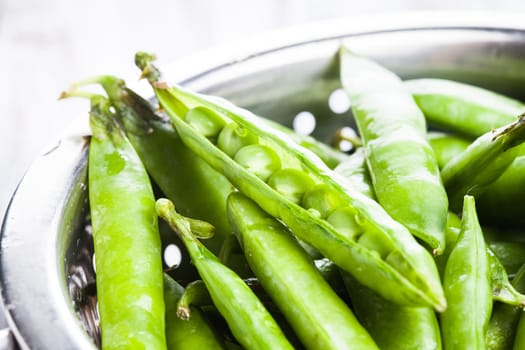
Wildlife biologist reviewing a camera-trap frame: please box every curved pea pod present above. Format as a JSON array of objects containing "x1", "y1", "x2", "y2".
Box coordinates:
[
  {"x1": 340, "y1": 48, "x2": 448, "y2": 255},
  {"x1": 441, "y1": 115, "x2": 525, "y2": 212},
  {"x1": 487, "y1": 263, "x2": 525, "y2": 350},
  {"x1": 341, "y1": 272, "x2": 441, "y2": 350},
  {"x1": 440, "y1": 195, "x2": 492, "y2": 350},
  {"x1": 477, "y1": 154, "x2": 525, "y2": 229},
  {"x1": 87, "y1": 97, "x2": 166, "y2": 349},
  {"x1": 156, "y1": 199, "x2": 294, "y2": 350},
  {"x1": 163, "y1": 275, "x2": 226, "y2": 349},
  {"x1": 427, "y1": 132, "x2": 470, "y2": 170},
  {"x1": 136, "y1": 54, "x2": 446, "y2": 311},
  {"x1": 405, "y1": 78, "x2": 525, "y2": 139},
  {"x1": 227, "y1": 192, "x2": 378, "y2": 350}
]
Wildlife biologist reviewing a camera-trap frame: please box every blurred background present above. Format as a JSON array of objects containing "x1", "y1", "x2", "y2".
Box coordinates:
[{"x1": 1, "y1": 0, "x2": 525, "y2": 217}]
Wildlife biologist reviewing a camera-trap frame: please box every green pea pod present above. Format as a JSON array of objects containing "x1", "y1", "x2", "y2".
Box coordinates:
[
  {"x1": 487, "y1": 263, "x2": 525, "y2": 350},
  {"x1": 340, "y1": 48, "x2": 448, "y2": 255},
  {"x1": 156, "y1": 198, "x2": 293, "y2": 350},
  {"x1": 337, "y1": 152, "x2": 442, "y2": 349},
  {"x1": 164, "y1": 275, "x2": 226, "y2": 349},
  {"x1": 333, "y1": 147, "x2": 375, "y2": 199},
  {"x1": 437, "y1": 215, "x2": 525, "y2": 307},
  {"x1": 427, "y1": 132, "x2": 470, "y2": 169},
  {"x1": 341, "y1": 272, "x2": 441, "y2": 350},
  {"x1": 405, "y1": 78, "x2": 525, "y2": 139},
  {"x1": 441, "y1": 115, "x2": 525, "y2": 212},
  {"x1": 136, "y1": 53, "x2": 445, "y2": 311},
  {"x1": 440, "y1": 195, "x2": 492, "y2": 350},
  {"x1": 69, "y1": 75, "x2": 234, "y2": 254},
  {"x1": 87, "y1": 97, "x2": 166, "y2": 349},
  {"x1": 425, "y1": 129, "x2": 525, "y2": 229},
  {"x1": 405, "y1": 78, "x2": 525, "y2": 228},
  {"x1": 227, "y1": 192, "x2": 378, "y2": 350}
]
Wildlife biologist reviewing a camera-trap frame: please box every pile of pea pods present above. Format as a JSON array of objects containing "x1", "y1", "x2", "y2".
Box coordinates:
[{"x1": 62, "y1": 48, "x2": 525, "y2": 349}]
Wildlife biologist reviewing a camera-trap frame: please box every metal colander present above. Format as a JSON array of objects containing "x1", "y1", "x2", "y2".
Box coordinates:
[{"x1": 2, "y1": 14, "x2": 525, "y2": 349}]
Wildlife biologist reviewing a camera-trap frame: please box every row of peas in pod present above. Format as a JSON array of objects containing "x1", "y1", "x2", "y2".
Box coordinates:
[{"x1": 61, "y1": 47, "x2": 525, "y2": 349}]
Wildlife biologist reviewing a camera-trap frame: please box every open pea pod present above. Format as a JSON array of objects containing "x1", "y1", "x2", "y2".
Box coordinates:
[{"x1": 136, "y1": 53, "x2": 445, "y2": 311}]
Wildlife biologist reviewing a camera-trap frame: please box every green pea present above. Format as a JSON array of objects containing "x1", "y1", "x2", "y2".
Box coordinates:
[
  {"x1": 267, "y1": 168, "x2": 315, "y2": 204},
  {"x1": 186, "y1": 106, "x2": 227, "y2": 139},
  {"x1": 234, "y1": 144, "x2": 281, "y2": 181},
  {"x1": 302, "y1": 184, "x2": 346, "y2": 219},
  {"x1": 326, "y1": 207, "x2": 363, "y2": 240},
  {"x1": 217, "y1": 122, "x2": 259, "y2": 157},
  {"x1": 357, "y1": 232, "x2": 393, "y2": 260}
]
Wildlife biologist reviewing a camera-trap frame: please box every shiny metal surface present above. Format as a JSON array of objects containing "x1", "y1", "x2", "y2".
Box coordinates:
[{"x1": 1, "y1": 15, "x2": 525, "y2": 349}]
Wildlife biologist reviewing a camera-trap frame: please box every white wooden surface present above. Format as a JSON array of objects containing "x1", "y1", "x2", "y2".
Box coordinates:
[{"x1": 1, "y1": 0, "x2": 525, "y2": 216}]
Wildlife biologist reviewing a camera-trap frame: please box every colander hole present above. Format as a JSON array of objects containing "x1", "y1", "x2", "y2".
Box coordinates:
[
  {"x1": 328, "y1": 88, "x2": 351, "y2": 114},
  {"x1": 293, "y1": 111, "x2": 316, "y2": 135},
  {"x1": 336, "y1": 126, "x2": 359, "y2": 152},
  {"x1": 338, "y1": 140, "x2": 354, "y2": 152},
  {"x1": 164, "y1": 244, "x2": 182, "y2": 269}
]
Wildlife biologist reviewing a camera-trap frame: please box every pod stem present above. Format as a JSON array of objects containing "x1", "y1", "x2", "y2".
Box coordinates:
[
  {"x1": 187, "y1": 218, "x2": 215, "y2": 240},
  {"x1": 135, "y1": 52, "x2": 162, "y2": 83},
  {"x1": 156, "y1": 198, "x2": 214, "y2": 241},
  {"x1": 493, "y1": 112, "x2": 525, "y2": 149},
  {"x1": 176, "y1": 280, "x2": 212, "y2": 320}
]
